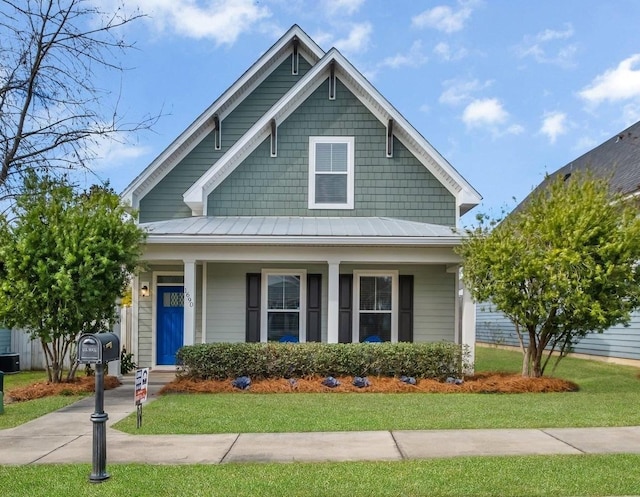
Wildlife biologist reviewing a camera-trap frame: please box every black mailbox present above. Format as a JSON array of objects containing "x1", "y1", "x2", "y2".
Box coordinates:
[{"x1": 77, "y1": 333, "x2": 120, "y2": 364}]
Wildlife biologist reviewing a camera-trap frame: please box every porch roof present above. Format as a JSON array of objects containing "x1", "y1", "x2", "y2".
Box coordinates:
[{"x1": 141, "y1": 216, "x2": 463, "y2": 246}]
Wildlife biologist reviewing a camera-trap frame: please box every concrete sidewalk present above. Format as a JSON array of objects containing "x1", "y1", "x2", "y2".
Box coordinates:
[{"x1": 1, "y1": 371, "x2": 640, "y2": 465}]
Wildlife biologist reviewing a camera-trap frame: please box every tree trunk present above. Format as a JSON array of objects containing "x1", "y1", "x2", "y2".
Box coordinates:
[{"x1": 521, "y1": 347, "x2": 530, "y2": 376}]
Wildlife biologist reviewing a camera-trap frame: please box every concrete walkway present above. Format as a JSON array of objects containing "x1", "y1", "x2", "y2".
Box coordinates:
[{"x1": 1, "y1": 371, "x2": 640, "y2": 465}]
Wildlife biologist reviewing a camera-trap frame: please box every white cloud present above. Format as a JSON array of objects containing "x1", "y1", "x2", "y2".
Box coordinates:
[
  {"x1": 323, "y1": 0, "x2": 364, "y2": 15},
  {"x1": 90, "y1": 136, "x2": 152, "y2": 172},
  {"x1": 433, "y1": 42, "x2": 468, "y2": 61},
  {"x1": 412, "y1": 0, "x2": 479, "y2": 33},
  {"x1": 379, "y1": 41, "x2": 427, "y2": 69},
  {"x1": 461, "y1": 98, "x2": 522, "y2": 136},
  {"x1": 310, "y1": 30, "x2": 333, "y2": 49},
  {"x1": 579, "y1": 54, "x2": 640, "y2": 104},
  {"x1": 505, "y1": 124, "x2": 525, "y2": 135},
  {"x1": 462, "y1": 98, "x2": 508, "y2": 127},
  {"x1": 515, "y1": 23, "x2": 577, "y2": 67},
  {"x1": 573, "y1": 135, "x2": 598, "y2": 153},
  {"x1": 540, "y1": 111, "x2": 567, "y2": 143},
  {"x1": 131, "y1": 0, "x2": 271, "y2": 45},
  {"x1": 622, "y1": 102, "x2": 640, "y2": 127},
  {"x1": 537, "y1": 24, "x2": 574, "y2": 42},
  {"x1": 334, "y1": 23, "x2": 373, "y2": 54},
  {"x1": 439, "y1": 78, "x2": 492, "y2": 106}
]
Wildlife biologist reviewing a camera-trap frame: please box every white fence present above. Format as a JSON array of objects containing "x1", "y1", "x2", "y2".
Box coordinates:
[{"x1": 9, "y1": 306, "x2": 132, "y2": 371}]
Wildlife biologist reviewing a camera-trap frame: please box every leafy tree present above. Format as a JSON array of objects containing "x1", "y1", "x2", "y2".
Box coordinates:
[
  {"x1": 0, "y1": 174, "x2": 145, "y2": 382},
  {"x1": 457, "y1": 172, "x2": 640, "y2": 377},
  {"x1": 0, "y1": 0, "x2": 155, "y2": 198}
]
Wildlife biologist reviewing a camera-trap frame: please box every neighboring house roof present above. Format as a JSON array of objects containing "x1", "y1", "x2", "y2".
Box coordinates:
[
  {"x1": 530, "y1": 120, "x2": 640, "y2": 202},
  {"x1": 141, "y1": 216, "x2": 462, "y2": 246},
  {"x1": 123, "y1": 25, "x2": 481, "y2": 218}
]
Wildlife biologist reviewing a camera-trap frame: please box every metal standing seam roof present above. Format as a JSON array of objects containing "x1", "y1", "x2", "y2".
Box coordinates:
[{"x1": 141, "y1": 216, "x2": 462, "y2": 243}]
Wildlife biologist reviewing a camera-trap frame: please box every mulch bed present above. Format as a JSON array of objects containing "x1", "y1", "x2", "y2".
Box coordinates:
[
  {"x1": 4, "y1": 372, "x2": 579, "y2": 403},
  {"x1": 5, "y1": 375, "x2": 121, "y2": 403},
  {"x1": 160, "y1": 372, "x2": 579, "y2": 395}
]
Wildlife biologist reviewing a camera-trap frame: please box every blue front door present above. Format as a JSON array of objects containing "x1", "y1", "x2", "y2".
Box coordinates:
[{"x1": 157, "y1": 286, "x2": 184, "y2": 365}]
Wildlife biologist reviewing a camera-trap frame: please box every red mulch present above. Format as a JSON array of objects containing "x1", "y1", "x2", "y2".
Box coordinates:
[
  {"x1": 160, "y1": 372, "x2": 579, "y2": 395},
  {"x1": 6, "y1": 375, "x2": 121, "y2": 403}
]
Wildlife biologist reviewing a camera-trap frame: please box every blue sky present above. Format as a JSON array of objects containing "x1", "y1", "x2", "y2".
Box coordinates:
[{"x1": 89, "y1": 0, "x2": 640, "y2": 224}]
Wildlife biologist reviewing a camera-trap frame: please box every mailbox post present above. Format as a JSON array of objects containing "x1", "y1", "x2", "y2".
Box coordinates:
[{"x1": 77, "y1": 332, "x2": 119, "y2": 483}]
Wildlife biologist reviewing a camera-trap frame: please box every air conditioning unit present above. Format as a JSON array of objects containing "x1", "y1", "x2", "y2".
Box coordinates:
[{"x1": 0, "y1": 353, "x2": 20, "y2": 373}]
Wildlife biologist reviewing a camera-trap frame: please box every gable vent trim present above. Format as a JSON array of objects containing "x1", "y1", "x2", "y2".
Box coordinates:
[{"x1": 386, "y1": 118, "x2": 394, "y2": 158}]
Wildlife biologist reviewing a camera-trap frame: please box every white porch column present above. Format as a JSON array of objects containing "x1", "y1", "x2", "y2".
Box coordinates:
[
  {"x1": 183, "y1": 259, "x2": 197, "y2": 346},
  {"x1": 110, "y1": 298, "x2": 123, "y2": 379},
  {"x1": 326, "y1": 259, "x2": 340, "y2": 343},
  {"x1": 460, "y1": 274, "x2": 476, "y2": 371},
  {"x1": 130, "y1": 274, "x2": 139, "y2": 361}
]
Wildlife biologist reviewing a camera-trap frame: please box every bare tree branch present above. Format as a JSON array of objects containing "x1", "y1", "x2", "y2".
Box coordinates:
[{"x1": 0, "y1": 0, "x2": 157, "y2": 198}]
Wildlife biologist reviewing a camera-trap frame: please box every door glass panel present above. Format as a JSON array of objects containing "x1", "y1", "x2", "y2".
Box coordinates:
[{"x1": 163, "y1": 292, "x2": 184, "y2": 308}]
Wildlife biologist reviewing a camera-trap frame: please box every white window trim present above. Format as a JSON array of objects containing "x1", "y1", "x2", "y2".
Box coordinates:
[
  {"x1": 260, "y1": 269, "x2": 307, "y2": 343},
  {"x1": 352, "y1": 270, "x2": 399, "y2": 343},
  {"x1": 308, "y1": 136, "x2": 355, "y2": 210}
]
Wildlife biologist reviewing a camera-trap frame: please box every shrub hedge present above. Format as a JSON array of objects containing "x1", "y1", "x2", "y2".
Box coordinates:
[{"x1": 176, "y1": 342, "x2": 469, "y2": 381}]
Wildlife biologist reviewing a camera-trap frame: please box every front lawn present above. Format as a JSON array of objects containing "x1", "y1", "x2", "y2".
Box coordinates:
[
  {"x1": 1, "y1": 455, "x2": 639, "y2": 497},
  {"x1": 114, "y1": 347, "x2": 640, "y2": 434},
  {"x1": 0, "y1": 370, "x2": 93, "y2": 430}
]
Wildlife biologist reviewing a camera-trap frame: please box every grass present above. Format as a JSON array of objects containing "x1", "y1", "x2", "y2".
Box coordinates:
[
  {"x1": 114, "y1": 347, "x2": 640, "y2": 434},
  {"x1": 0, "y1": 370, "x2": 84, "y2": 430},
  {"x1": 2, "y1": 370, "x2": 49, "y2": 389},
  {"x1": 2, "y1": 350, "x2": 640, "y2": 497},
  {"x1": 1, "y1": 455, "x2": 640, "y2": 496}
]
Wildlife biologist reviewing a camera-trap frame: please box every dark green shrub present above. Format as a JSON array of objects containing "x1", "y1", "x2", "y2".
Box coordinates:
[
  {"x1": 120, "y1": 347, "x2": 137, "y2": 375},
  {"x1": 176, "y1": 342, "x2": 470, "y2": 381}
]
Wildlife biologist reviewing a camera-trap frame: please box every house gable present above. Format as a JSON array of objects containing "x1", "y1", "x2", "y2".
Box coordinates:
[
  {"x1": 184, "y1": 49, "x2": 481, "y2": 222},
  {"x1": 207, "y1": 79, "x2": 456, "y2": 225},
  {"x1": 139, "y1": 54, "x2": 313, "y2": 222},
  {"x1": 123, "y1": 25, "x2": 325, "y2": 214}
]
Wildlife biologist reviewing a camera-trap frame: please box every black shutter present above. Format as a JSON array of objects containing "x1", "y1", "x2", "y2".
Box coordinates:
[
  {"x1": 307, "y1": 274, "x2": 322, "y2": 342},
  {"x1": 338, "y1": 274, "x2": 353, "y2": 343},
  {"x1": 246, "y1": 273, "x2": 261, "y2": 342},
  {"x1": 398, "y1": 275, "x2": 414, "y2": 342}
]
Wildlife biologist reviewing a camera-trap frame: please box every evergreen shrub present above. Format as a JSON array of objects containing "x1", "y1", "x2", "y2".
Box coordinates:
[{"x1": 176, "y1": 342, "x2": 469, "y2": 381}]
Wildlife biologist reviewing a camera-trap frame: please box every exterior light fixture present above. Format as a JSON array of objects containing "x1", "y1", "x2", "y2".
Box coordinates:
[{"x1": 140, "y1": 283, "x2": 150, "y2": 298}]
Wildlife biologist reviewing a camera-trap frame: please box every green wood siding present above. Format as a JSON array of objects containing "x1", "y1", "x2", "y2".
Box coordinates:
[
  {"x1": 340, "y1": 264, "x2": 455, "y2": 343},
  {"x1": 208, "y1": 79, "x2": 456, "y2": 225},
  {"x1": 205, "y1": 262, "x2": 328, "y2": 343},
  {"x1": 139, "y1": 55, "x2": 312, "y2": 223},
  {"x1": 410, "y1": 265, "x2": 456, "y2": 342},
  {"x1": 477, "y1": 303, "x2": 640, "y2": 361}
]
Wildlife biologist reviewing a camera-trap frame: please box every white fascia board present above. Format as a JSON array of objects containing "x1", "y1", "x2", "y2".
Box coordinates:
[
  {"x1": 145, "y1": 234, "x2": 463, "y2": 247},
  {"x1": 122, "y1": 25, "x2": 325, "y2": 209},
  {"x1": 142, "y1": 245, "x2": 462, "y2": 265}
]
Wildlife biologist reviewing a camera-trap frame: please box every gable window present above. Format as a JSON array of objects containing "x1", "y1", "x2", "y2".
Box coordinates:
[
  {"x1": 308, "y1": 136, "x2": 354, "y2": 209},
  {"x1": 261, "y1": 270, "x2": 307, "y2": 342},
  {"x1": 353, "y1": 271, "x2": 398, "y2": 343}
]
